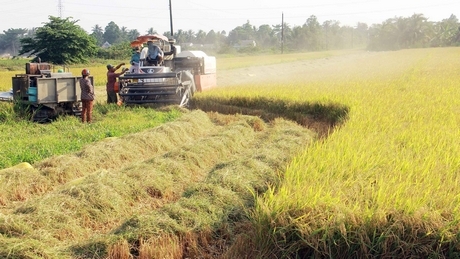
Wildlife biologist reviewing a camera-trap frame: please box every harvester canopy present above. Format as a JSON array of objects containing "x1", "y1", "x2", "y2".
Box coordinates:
[
  {"x1": 130, "y1": 40, "x2": 142, "y2": 47},
  {"x1": 136, "y1": 34, "x2": 169, "y2": 44}
]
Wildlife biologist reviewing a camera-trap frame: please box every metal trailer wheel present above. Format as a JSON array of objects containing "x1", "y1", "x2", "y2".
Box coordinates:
[{"x1": 72, "y1": 102, "x2": 82, "y2": 117}]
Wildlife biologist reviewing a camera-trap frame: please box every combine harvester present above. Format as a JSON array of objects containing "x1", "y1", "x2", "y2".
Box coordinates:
[{"x1": 118, "y1": 34, "x2": 217, "y2": 107}]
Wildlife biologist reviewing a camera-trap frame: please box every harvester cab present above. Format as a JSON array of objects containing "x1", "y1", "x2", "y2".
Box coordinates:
[{"x1": 118, "y1": 34, "x2": 216, "y2": 107}]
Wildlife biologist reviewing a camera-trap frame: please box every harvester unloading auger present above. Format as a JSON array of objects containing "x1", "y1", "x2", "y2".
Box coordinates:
[{"x1": 118, "y1": 34, "x2": 217, "y2": 107}]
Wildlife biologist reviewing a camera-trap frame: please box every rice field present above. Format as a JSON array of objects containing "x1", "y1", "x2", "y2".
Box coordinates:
[
  {"x1": 196, "y1": 47, "x2": 460, "y2": 257},
  {"x1": 0, "y1": 47, "x2": 459, "y2": 257}
]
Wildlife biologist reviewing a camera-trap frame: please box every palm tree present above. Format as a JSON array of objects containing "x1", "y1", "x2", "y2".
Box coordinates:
[
  {"x1": 186, "y1": 30, "x2": 195, "y2": 42},
  {"x1": 432, "y1": 15, "x2": 460, "y2": 46},
  {"x1": 304, "y1": 15, "x2": 322, "y2": 50},
  {"x1": 91, "y1": 24, "x2": 104, "y2": 45},
  {"x1": 147, "y1": 28, "x2": 157, "y2": 35},
  {"x1": 406, "y1": 13, "x2": 428, "y2": 47},
  {"x1": 174, "y1": 29, "x2": 186, "y2": 44},
  {"x1": 195, "y1": 30, "x2": 206, "y2": 44},
  {"x1": 120, "y1": 26, "x2": 129, "y2": 42},
  {"x1": 128, "y1": 29, "x2": 140, "y2": 40}
]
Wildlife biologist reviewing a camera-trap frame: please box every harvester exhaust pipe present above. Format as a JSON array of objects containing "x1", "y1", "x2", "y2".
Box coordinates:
[{"x1": 169, "y1": 0, "x2": 174, "y2": 37}]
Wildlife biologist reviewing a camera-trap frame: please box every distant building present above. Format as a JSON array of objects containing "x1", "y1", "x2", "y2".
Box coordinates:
[{"x1": 101, "y1": 41, "x2": 111, "y2": 49}]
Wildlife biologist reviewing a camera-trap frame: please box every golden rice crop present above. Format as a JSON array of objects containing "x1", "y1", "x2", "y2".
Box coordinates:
[
  {"x1": 200, "y1": 47, "x2": 460, "y2": 257},
  {"x1": 0, "y1": 71, "x2": 17, "y2": 91}
]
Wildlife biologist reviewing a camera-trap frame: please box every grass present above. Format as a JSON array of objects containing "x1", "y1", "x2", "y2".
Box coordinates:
[
  {"x1": 0, "y1": 57, "x2": 28, "y2": 71},
  {"x1": 0, "y1": 104, "x2": 182, "y2": 169},
  {"x1": 0, "y1": 110, "x2": 316, "y2": 258}
]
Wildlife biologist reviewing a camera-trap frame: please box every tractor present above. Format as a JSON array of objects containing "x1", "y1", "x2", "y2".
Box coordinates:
[{"x1": 4, "y1": 63, "x2": 91, "y2": 122}]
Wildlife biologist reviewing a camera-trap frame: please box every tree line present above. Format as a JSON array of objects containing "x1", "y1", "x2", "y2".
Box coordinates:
[{"x1": 0, "y1": 13, "x2": 459, "y2": 62}]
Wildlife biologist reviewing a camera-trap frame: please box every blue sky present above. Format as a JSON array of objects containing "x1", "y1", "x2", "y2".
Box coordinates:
[{"x1": 1, "y1": 0, "x2": 459, "y2": 34}]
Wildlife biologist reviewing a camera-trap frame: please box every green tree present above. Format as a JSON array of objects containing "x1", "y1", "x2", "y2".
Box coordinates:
[
  {"x1": 256, "y1": 24, "x2": 276, "y2": 48},
  {"x1": 91, "y1": 24, "x2": 104, "y2": 46},
  {"x1": 290, "y1": 25, "x2": 308, "y2": 50},
  {"x1": 120, "y1": 26, "x2": 129, "y2": 42},
  {"x1": 272, "y1": 22, "x2": 292, "y2": 50},
  {"x1": 104, "y1": 21, "x2": 121, "y2": 44},
  {"x1": 430, "y1": 14, "x2": 460, "y2": 47},
  {"x1": 19, "y1": 16, "x2": 97, "y2": 65},
  {"x1": 322, "y1": 20, "x2": 342, "y2": 49},
  {"x1": 195, "y1": 30, "x2": 206, "y2": 44},
  {"x1": 186, "y1": 29, "x2": 195, "y2": 42},
  {"x1": 228, "y1": 20, "x2": 255, "y2": 44},
  {"x1": 304, "y1": 15, "x2": 322, "y2": 51},
  {"x1": 405, "y1": 13, "x2": 428, "y2": 47},
  {"x1": 1, "y1": 28, "x2": 28, "y2": 55},
  {"x1": 272, "y1": 23, "x2": 292, "y2": 45},
  {"x1": 174, "y1": 29, "x2": 186, "y2": 43},
  {"x1": 146, "y1": 28, "x2": 157, "y2": 35},
  {"x1": 368, "y1": 14, "x2": 430, "y2": 50},
  {"x1": 205, "y1": 30, "x2": 217, "y2": 44},
  {"x1": 127, "y1": 29, "x2": 140, "y2": 40},
  {"x1": 368, "y1": 17, "x2": 402, "y2": 50},
  {"x1": 217, "y1": 30, "x2": 228, "y2": 47},
  {"x1": 355, "y1": 22, "x2": 369, "y2": 48},
  {"x1": 97, "y1": 42, "x2": 131, "y2": 60}
]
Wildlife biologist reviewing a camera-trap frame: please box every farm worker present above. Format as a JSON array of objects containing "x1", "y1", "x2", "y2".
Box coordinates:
[
  {"x1": 129, "y1": 46, "x2": 141, "y2": 73},
  {"x1": 146, "y1": 40, "x2": 164, "y2": 66},
  {"x1": 79, "y1": 69, "x2": 95, "y2": 123},
  {"x1": 106, "y1": 63, "x2": 128, "y2": 104}
]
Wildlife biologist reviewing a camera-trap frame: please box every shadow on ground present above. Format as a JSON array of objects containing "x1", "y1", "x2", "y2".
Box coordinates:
[{"x1": 191, "y1": 95, "x2": 349, "y2": 138}]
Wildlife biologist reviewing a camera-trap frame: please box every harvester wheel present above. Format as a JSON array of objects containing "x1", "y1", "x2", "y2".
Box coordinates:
[
  {"x1": 179, "y1": 85, "x2": 192, "y2": 107},
  {"x1": 178, "y1": 71, "x2": 196, "y2": 107}
]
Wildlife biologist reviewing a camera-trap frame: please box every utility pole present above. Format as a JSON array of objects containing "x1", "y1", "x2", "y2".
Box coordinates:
[
  {"x1": 58, "y1": 0, "x2": 63, "y2": 18},
  {"x1": 351, "y1": 25, "x2": 357, "y2": 49},
  {"x1": 281, "y1": 12, "x2": 284, "y2": 54},
  {"x1": 169, "y1": 0, "x2": 174, "y2": 37}
]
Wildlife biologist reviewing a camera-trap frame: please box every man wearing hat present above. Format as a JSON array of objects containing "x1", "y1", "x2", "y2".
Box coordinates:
[
  {"x1": 146, "y1": 40, "x2": 164, "y2": 66},
  {"x1": 129, "y1": 46, "x2": 142, "y2": 74},
  {"x1": 106, "y1": 63, "x2": 128, "y2": 104}
]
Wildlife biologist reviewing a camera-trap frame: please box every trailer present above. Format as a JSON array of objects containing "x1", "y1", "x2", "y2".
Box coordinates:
[{"x1": 8, "y1": 63, "x2": 91, "y2": 122}]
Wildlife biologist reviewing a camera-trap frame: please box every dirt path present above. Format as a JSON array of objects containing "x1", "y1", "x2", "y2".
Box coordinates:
[{"x1": 217, "y1": 50, "x2": 381, "y2": 86}]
